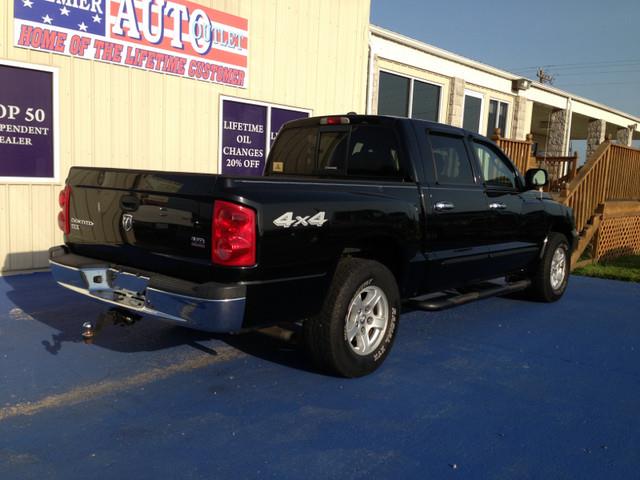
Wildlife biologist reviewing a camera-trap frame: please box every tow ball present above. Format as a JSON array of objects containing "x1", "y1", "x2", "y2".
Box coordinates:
[{"x1": 82, "y1": 308, "x2": 142, "y2": 342}]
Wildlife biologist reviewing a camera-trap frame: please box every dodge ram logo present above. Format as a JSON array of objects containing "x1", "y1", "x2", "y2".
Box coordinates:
[{"x1": 122, "y1": 214, "x2": 133, "y2": 232}]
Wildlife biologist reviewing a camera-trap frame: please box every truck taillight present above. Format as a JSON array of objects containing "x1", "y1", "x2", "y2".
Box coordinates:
[
  {"x1": 211, "y1": 200, "x2": 256, "y2": 267},
  {"x1": 57, "y1": 185, "x2": 71, "y2": 235},
  {"x1": 320, "y1": 116, "x2": 350, "y2": 125}
]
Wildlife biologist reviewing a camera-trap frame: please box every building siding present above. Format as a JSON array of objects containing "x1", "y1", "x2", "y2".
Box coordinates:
[{"x1": 0, "y1": 0, "x2": 371, "y2": 273}]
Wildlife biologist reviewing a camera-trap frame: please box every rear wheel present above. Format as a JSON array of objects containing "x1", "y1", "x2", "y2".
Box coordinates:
[
  {"x1": 528, "y1": 233, "x2": 570, "y2": 302},
  {"x1": 303, "y1": 258, "x2": 400, "y2": 377}
]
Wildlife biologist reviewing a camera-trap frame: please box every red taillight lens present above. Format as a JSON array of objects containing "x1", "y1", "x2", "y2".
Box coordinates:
[
  {"x1": 58, "y1": 185, "x2": 71, "y2": 234},
  {"x1": 212, "y1": 200, "x2": 256, "y2": 267}
]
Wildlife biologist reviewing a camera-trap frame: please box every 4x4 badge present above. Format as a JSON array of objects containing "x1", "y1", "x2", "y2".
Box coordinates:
[
  {"x1": 273, "y1": 211, "x2": 328, "y2": 228},
  {"x1": 122, "y1": 214, "x2": 133, "y2": 232}
]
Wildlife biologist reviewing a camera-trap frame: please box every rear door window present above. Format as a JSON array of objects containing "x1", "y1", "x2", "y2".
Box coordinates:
[{"x1": 427, "y1": 132, "x2": 476, "y2": 185}]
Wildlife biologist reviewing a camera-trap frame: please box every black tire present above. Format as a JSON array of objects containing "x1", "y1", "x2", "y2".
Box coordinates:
[
  {"x1": 303, "y1": 257, "x2": 400, "y2": 377},
  {"x1": 528, "y1": 233, "x2": 570, "y2": 302}
]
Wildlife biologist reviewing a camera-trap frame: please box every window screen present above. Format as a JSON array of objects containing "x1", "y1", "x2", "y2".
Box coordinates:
[
  {"x1": 347, "y1": 126, "x2": 404, "y2": 179},
  {"x1": 473, "y1": 141, "x2": 517, "y2": 189},
  {"x1": 378, "y1": 72, "x2": 410, "y2": 117},
  {"x1": 428, "y1": 133, "x2": 475, "y2": 185}
]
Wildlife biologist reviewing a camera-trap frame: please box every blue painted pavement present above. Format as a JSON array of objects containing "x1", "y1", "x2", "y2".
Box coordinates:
[{"x1": 0, "y1": 272, "x2": 639, "y2": 479}]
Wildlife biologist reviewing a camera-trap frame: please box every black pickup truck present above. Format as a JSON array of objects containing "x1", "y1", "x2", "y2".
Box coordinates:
[{"x1": 50, "y1": 115, "x2": 578, "y2": 377}]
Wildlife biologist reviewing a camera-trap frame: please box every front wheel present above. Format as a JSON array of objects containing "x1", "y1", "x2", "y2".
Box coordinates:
[
  {"x1": 303, "y1": 258, "x2": 400, "y2": 377},
  {"x1": 528, "y1": 233, "x2": 570, "y2": 302}
]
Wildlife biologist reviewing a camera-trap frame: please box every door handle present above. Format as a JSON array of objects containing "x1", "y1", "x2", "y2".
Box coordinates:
[
  {"x1": 489, "y1": 202, "x2": 506, "y2": 210},
  {"x1": 434, "y1": 201, "x2": 455, "y2": 211}
]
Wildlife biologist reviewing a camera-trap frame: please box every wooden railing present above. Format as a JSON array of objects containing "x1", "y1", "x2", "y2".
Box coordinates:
[
  {"x1": 492, "y1": 131, "x2": 640, "y2": 266},
  {"x1": 559, "y1": 141, "x2": 612, "y2": 234},
  {"x1": 560, "y1": 141, "x2": 640, "y2": 234},
  {"x1": 536, "y1": 153, "x2": 579, "y2": 192},
  {"x1": 607, "y1": 144, "x2": 640, "y2": 201},
  {"x1": 492, "y1": 129, "x2": 579, "y2": 191},
  {"x1": 492, "y1": 129, "x2": 536, "y2": 174}
]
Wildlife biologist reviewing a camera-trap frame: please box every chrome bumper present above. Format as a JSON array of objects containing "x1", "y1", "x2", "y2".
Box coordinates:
[{"x1": 49, "y1": 256, "x2": 246, "y2": 333}]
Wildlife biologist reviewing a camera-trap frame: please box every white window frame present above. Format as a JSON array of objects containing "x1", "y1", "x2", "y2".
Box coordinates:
[
  {"x1": 487, "y1": 98, "x2": 511, "y2": 137},
  {"x1": 378, "y1": 69, "x2": 444, "y2": 123},
  {"x1": 0, "y1": 59, "x2": 60, "y2": 184},
  {"x1": 462, "y1": 89, "x2": 484, "y2": 134}
]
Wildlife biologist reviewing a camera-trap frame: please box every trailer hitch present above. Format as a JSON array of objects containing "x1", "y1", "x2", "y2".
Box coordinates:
[{"x1": 82, "y1": 308, "x2": 142, "y2": 343}]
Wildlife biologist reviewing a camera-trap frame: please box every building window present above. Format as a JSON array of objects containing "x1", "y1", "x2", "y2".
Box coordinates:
[
  {"x1": 378, "y1": 71, "x2": 441, "y2": 122},
  {"x1": 487, "y1": 100, "x2": 509, "y2": 137},
  {"x1": 378, "y1": 72, "x2": 410, "y2": 117},
  {"x1": 411, "y1": 81, "x2": 440, "y2": 121},
  {"x1": 463, "y1": 90, "x2": 483, "y2": 133}
]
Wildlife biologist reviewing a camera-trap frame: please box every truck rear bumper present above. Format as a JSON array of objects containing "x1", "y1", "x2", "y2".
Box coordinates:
[{"x1": 48, "y1": 246, "x2": 246, "y2": 333}]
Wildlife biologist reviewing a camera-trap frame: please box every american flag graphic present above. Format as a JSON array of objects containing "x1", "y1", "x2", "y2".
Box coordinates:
[
  {"x1": 14, "y1": 0, "x2": 106, "y2": 36},
  {"x1": 13, "y1": 0, "x2": 249, "y2": 88}
]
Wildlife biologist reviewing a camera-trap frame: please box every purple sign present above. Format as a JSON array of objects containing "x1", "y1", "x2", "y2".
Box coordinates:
[
  {"x1": 220, "y1": 98, "x2": 309, "y2": 176},
  {"x1": 0, "y1": 64, "x2": 54, "y2": 178},
  {"x1": 270, "y1": 107, "x2": 308, "y2": 145},
  {"x1": 221, "y1": 100, "x2": 267, "y2": 176}
]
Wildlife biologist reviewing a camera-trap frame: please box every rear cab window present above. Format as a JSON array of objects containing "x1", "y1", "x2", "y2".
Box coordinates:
[
  {"x1": 346, "y1": 126, "x2": 405, "y2": 179},
  {"x1": 267, "y1": 126, "x2": 318, "y2": 175},
  {"x1": 268, "y1": 123, "x2": 409, "y2": 181}
]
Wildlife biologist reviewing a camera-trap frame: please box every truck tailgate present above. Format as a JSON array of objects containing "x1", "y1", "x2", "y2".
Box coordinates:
[{"x1": 64, "y1": 167, "x2": 220, "y2": 281}]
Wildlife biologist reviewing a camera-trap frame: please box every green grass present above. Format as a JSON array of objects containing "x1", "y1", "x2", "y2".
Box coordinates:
[{"x1": 573, "y1": 255, "x2": 640, "y2": 283}]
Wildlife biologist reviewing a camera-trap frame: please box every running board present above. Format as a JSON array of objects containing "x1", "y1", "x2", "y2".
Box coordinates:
[{"x1": 407, "y1": 279, "x2": 531, "y2": 311}]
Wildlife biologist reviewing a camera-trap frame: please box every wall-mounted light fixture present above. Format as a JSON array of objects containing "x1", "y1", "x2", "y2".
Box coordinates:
[{"x1": 512, "y1": 78, "x2": 532, "y2": 92}]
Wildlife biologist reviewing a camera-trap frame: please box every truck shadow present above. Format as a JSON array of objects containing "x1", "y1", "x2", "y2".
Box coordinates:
[
  {"x1": 215, "y1": 330, "x2": 318, "y2": 374},
  {"x1": 1, "y1": 268, "x2": 317, "y2": 373}
]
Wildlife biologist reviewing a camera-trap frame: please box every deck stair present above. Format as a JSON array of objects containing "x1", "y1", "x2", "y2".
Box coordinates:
[{"x1": 556, "y1": 139, "x2": 640, "y2": 268}]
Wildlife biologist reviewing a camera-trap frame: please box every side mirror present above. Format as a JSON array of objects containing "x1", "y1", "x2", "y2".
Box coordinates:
[{"x1": 525, "y1": 168, "x2": 548, "y2": 190}]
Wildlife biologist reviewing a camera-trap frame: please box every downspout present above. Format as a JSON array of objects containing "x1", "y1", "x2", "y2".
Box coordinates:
[{"x1": 366, "y1": 31, "x2": 375, "y2": 115}]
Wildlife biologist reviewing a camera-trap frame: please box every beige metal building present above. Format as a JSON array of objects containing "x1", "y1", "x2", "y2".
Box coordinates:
[{"x1": 0, "y1": 0, "x2": 371, "y2": 274}]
